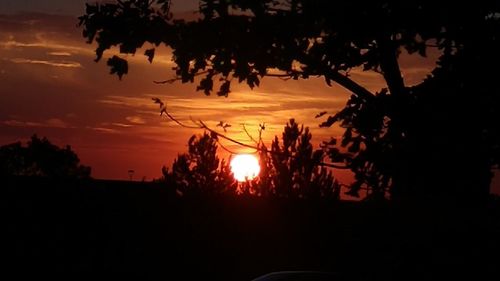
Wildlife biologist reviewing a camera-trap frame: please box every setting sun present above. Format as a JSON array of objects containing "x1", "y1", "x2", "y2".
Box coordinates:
[{"x1": 230, "y1": 154, "x2": 261, "y2": 182}]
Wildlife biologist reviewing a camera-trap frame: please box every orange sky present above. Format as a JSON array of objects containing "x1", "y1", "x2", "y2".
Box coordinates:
[{"x1": 1, "y1": 2, "x2": 498, "y2": 195}]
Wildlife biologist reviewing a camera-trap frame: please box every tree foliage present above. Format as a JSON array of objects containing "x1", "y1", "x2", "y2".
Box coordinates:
[
  {"x1": 80, "y1": 0, "x2": 500, "y2": 202},
  {"x1": 0, "y1": 135, "x2": 91, "y2": 179},
  {"x1": 162, "y1": 132, "x2": 237, "y2": 195},
  {"x1": 264, "y1": 119, "x2": 340, "y2": 199}
]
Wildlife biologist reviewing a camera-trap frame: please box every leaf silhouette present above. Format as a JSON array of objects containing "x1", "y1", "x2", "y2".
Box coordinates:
[
  {"x1": 107, "y1": 56, "x2": 128, "y2": 80},
  {"x1": 145, "y1": 48, "x2": 155, "y2": 63}
]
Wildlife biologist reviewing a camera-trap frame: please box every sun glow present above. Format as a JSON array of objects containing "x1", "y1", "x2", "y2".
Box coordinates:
[{"x1": 230, "y1": 154, "x2": 261, "y2": 182}]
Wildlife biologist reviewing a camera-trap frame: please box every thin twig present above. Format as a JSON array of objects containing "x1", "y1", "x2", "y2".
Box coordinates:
[
  {"x1": 242, "y1": 124, "x2": 260, "y2": 145},
  {"x1": 318, "y1": 162, "x2": 350, "y2": 169},
  {"x1": 164, "y1": 111, "x2": 201, "y2": 129},
  {"x1": 154, "y1": 70, "x2": 211, "y2": 84},
  {"x1": 217, "y1": 138, "x2": 257, "y2": 155},
  {"x1": 199, "y1": 120, "x2": 267, "y2": 151}
]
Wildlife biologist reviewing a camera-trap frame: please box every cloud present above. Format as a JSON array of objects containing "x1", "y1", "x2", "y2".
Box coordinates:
[
  {"x1": 45, "y1": 118, "x2": 69, "y2": 128},
  {"x1": 3, "y1": 118, "x2": 71, "y2": 128},
  {"x1": 48, "y1": 51, "x2": 72, "y2": 57},
  {"x1": 0, "y1": 39, "x2": 92, "y2": 55},
  {"x1": 111, "y1": 123, "x2": 133, "y2": 128},
  {"x1": 98, "y1": 95, "x2": 158, "y2": 109},
  {"x1": 126, "y1": 116, "x2": 147, "y2": 125},
  {"x1": 88, "y1": 127, "x2": 120, "y2": 134},
  {"x1": 95, "y1": 88, "x2": 347, "y2": 146},
  {"x1": 9, "y1": 58, "x2": 82, "y2": 68}
]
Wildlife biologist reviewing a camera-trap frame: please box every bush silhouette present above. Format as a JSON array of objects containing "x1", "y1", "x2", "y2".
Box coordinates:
[{"x1": 0, "y1": 135, "x2": 91, "y2": 179}]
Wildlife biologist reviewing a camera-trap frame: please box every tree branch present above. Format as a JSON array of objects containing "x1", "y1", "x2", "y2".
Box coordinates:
[
  {"x1": 163, "y1": 111, "x2": 201, "y2": 129},
  {"x1": 154, "y1": 66, "x2": 375, "y2": 102},
  {"x1": 266, "y1": 71, "x2": 375, "y2": 101},
  {"x1": 242, "y1": 123, "x2": 260, "y2": 145},
  {"x1": 326, "y1": 71, "x2": 376, "y2": 101},
  {"x1": 377, "y1": 37, "x2": 406, "y2": 96},
  {"x1": 318, "y1": 162, "x2": 350, "y2": 169},
  {"x1": 198, "y1": 120, "x2": 266, "y2": 151},
  {"x1": 154, "y1": 70, "x2": 211, "y2": 84},
  {"x1": 155, "y1": 98, "x2": 350, "y2": 170}
]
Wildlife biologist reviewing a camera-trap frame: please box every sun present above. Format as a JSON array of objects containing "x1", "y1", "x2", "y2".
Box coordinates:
[{"x1": 230, "y1": 154, "x2": 261, "y2": 182}]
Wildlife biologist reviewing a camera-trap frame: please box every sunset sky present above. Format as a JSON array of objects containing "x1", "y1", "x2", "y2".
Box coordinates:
[{"x1": 1, "y1": 0, "x2": 498, "y2": 193}]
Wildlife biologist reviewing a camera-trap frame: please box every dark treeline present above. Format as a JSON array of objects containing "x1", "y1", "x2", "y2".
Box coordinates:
[
  {"x1": 0, "y1": 135, "x2": 91, "y2": 179},
  {"x1": 2, "y1": 133, "x2": 500, "y2": 279},
  {"x1": 3, "y1": 176, "x2": 500, "y2": 280}
]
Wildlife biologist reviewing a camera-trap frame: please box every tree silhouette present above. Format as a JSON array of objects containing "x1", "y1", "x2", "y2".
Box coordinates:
[
  {"x1": 163, "y1": 120, "x2": 339, "y2": 199},
  {"x1": 163, "y1": 132, "x2": 237, "y2": 195},
  {"x1": 0, "y1": 135, "x2": 91, "y2": 179},
  {"x1": 79, "y1": 0, "x2": 500, "y2": 202},
  {"x1": 264, "y1": 119, "x2": 340, "y2": 199}
]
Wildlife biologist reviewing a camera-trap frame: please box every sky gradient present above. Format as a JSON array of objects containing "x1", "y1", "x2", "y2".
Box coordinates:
[{"x1": 1, "y1": 0, "x2": 498, "y2": 194}]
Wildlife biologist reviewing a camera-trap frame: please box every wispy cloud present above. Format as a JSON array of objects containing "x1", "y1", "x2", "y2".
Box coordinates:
[
  {"x1": 88, "y1": 127, "x2": 120, "y2": 134},
  {"x1": 45, "y1": 118, "x2": 70, "y2": 128},
  {"x1": 111, "y1": 123, "x2": 133, "y2": 128},
  {"x1": 99, "y1": 90, "x2": 344, "y2": 114},
  {"x1": 126, "y1": 116, "x2": 147, "y2": 125},
  {"x1": 9, "y1": 58, "x2": 82, "y2": 68},
  {"x1": 98, "y1": 95, "x2": 158, "y2": 109},
  {"x1": 48, "y1": 51, "x2": 72, "y2": 57},
  {"x1": 3, "y1": 118, "x2": 71, "y2": 128},
  {"x1": 0, "y1": 40, "x2": 92, "y2": 55}
]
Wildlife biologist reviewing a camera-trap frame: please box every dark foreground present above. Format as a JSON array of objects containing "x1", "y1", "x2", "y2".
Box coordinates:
[{"x1": 2, "y1": 177, "x2": 500, "y2": 280}]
